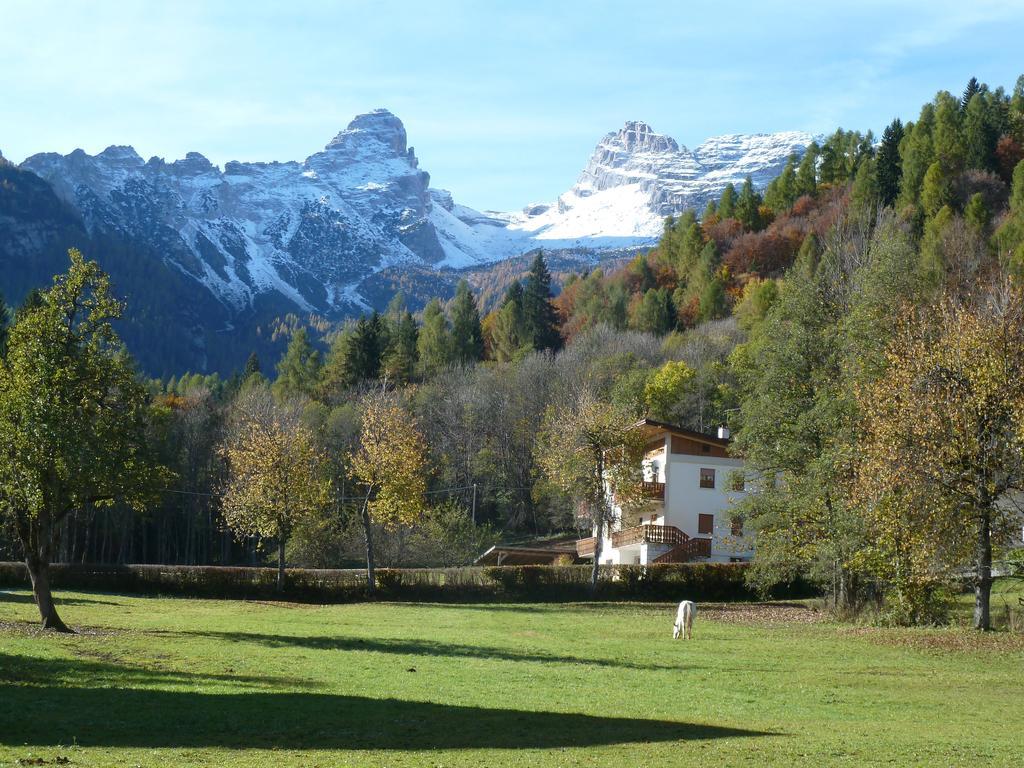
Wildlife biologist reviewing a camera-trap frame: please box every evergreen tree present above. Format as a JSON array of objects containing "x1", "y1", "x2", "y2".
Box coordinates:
[
  {"x1": 920, "y1": 161, "x2": 953, "y2": 218},
  {"x1": 629, "y1": 287, "x2": 675, "y2": 334},
  {"x1": 932, "y1": 90, "x2": 965, "y2": 173},
  {"x1": 522, "y1": 253, "x2": 562, "y2": 351},
  {"x1": 450, "y1": 280, "x2": 484, "y2": 363},
  {"x1": 897, "y1": 104, "x2": 935, "y2": 210},
  {"x1": 735, "y1": 176, "x2": 763, "y2": 231},
  {"x1": 382, "y1": 310, "x2": 419, "y2": 383},
  {"x1": 16, "y1": 288, "x2": 44, "y2": 320},
  {"x1": 795, "y1": 142, "x2": 819, "y2": 197},
  {"x1": 876, "y1": 119, "x2": 904, "y2": 207},
  {"x1": 243, "y1": 351, "x2": 261, "y2": 379},
  {"x1": 764, "y1": 156, "x2": 797, "y2": 213},
  {"x1": 718, "y1": 183, "x2": 737, "y2": 219},
  {"x1": 961, "y1": 76, "x2": 981, "y2": 110},
  {"x1": 964, "y1": 192, "x2": 991, "y2": 231},
  {"x1": 490, "y1": 282, "x2": 530, "y2": 362},
  {"x1": 273, "y1": 327, "x2": 321, "y2": 399},
  {"x1": 918, "y1": 204, "x2": 954, "y2": 290},
  {"x1": 850, "y1": 157, "x2": 880, "y2": 220},
  {"x1": 963, "y1": 92, "x2": 998, "y2": 171},
  {"x1": 348, "y1": 312, "x2": 385, "y2": 383},
  {"x1": 417, "y1": 299, "x2": 454, "y2": 377}
]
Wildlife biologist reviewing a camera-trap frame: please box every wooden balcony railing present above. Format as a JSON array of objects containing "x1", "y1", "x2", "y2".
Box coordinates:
[
  {"x1": 575, "y1": 537, "x2": 597, "y2": 558},
  {"x1": 611, "y1": 524, "x2": 688, "y2": 549},
  {"x1": 640, "y1": 481, "x2": 665, "y2": 499}
]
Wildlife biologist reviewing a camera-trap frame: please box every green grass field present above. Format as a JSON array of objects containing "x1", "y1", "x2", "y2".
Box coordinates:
[{"x1": 1, "y1": 589, "x2": 1022, "y2": 767}]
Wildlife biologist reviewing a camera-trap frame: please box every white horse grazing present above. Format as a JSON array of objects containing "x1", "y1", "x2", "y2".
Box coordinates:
[{"x1": 672, "y1": 600, "x2": 696, "y2": 639}]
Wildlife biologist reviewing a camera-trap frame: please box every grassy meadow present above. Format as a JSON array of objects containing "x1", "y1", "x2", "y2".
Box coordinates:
[{"x1": 1, "y1": 588, "x2": 1022, "y2": 767}]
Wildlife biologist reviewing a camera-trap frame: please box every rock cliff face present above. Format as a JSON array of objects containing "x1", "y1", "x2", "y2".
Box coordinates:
[{"x1": 4, "y1": 111, "x2": 815, "y2": 372}]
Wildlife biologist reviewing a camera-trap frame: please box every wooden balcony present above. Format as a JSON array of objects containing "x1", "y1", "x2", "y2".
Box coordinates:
[
  {"x1": 576, "y1": 537, "x2": 597, "y2": 558},
  {"x1": 640, "y1": 481, "x2": 665, "y2": 500},
  {"x1": 611, "y1": 524, "x2": 688, "y2": 549}
]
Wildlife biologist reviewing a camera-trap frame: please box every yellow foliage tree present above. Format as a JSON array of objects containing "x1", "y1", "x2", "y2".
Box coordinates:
[
  {"x1": 220, "y1": 386, "x2": 331, "y2": 591},
  {"x1": 855, "y1": 288, "x2": 1024, "y2": 629},
  {"x1": 349, "y1": 391, "x2": 428, "y2": 594},
  {"x1": 536, "y1": 389, "x2": 647, "y2": 591}
]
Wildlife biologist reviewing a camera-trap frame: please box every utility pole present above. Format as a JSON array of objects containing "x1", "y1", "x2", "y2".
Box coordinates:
[{"x1": 471, "y1": 483, "x2": 478, "y2": 525}]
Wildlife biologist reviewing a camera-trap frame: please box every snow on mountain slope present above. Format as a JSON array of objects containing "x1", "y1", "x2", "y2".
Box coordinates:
[
  {"x1": 488, "y1": 121, "x2": 815, "y2": 248},
  {"x1": 17, "y1": 112, "x2": 814, "y2": 316}
]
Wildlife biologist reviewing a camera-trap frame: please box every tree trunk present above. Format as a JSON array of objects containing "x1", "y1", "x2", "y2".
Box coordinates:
[
  {"x1": 276, "y1": 537, "x2": 286, "y2": 593},
  {"x1": 361, "y1": 497, "x2": 376, "y2": 597},
  {"x1": 25, "y1": 554, "x2": 72, "y2": 633},
  {"x1": 18, "y1": 507, "x2": 72, "y2": 633},
  {"x1": 974, "y1": 510, "x2": 992, "y2": 631},
  {"x1": 590, "y1": 518, "x2": 603, "y2": 593}
]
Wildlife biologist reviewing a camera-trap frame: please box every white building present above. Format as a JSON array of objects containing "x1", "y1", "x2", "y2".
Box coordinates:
[{"x1": 576, "y1": 419, "x2": 753, "y2": 565}]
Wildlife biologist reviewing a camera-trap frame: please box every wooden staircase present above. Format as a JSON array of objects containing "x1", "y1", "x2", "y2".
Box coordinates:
[{"x1": 652, "y1": 537, "x2": 712, "y2": 563}]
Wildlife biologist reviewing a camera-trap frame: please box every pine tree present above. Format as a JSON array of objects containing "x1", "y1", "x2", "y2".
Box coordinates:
[
  {"x1": 850, "y1": 157, "x2": 880, "y2": 220},
  {"x1": 735, "y1": 176, "x2": 763, "y2": 231},
  {"x1": 382, "y1": 310, "x2": 419, "y2": 383},
  {"x1": 961, "y1": 76, "x2": 981, "y2": 111},
  {"x1": 920, "y1": 161, "x2": 953, "y2": 218},
  {"x1": 417, "y1": 299, "x2": 454, "y2": 377},
  {"x1": 876, "y1": 119, "x2": 904, "y2": 207},
  {"x1": 898, "y1": 105, "x2": 935, "y2": 210},
  {"x1": 964, "y1": 192, "x2": 991, "y2": 231},
  {"x1": 932, "y1": 91, "x2": 965, "y2": 173},
  {"x1": 629, "y1": 287, "x2": 675, "y2": 334},
  {"x1": 795, "y1": 142, "x2": 819, "y2": 197},
  {"x1": 490, "y1": 282, "x2": 529, "y2": 362},
  {"x1": 963, "y1": 92, "x2": 997, "y2": 171},
  {"x1": 273, "y1": 327, "x2": 321, "y2": 399},
  {"x1": 243, "y1": 351, "x2": 261, "y2": 378},
  {"x1": 522, "y1": 252, "x2": 562, "y2": 351},
  {"x1": 764, "y1": 156, "x2": 797, "y2": 213},
  {"x1": 718, "y1": 183, "x2": 737, "y2": 219},
  {"x1": 348, "y1": 312, "x2": 385, "y2": 383},
  {"x1": 450, "y1": 280, "x2": 484, "y2": 363}
]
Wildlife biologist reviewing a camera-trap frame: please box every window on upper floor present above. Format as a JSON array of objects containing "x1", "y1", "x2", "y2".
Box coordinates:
[
  {"x1": 730, "y1": 473, "x2": 745, "y2": 492},
  {"x1": 699, "y1": 468, "x2": 715, "y2": 488},
  {"x1": 731, "y1": 517, "x2": 743, "y2": 536},
  {"x1": 698, "y1": 513, "x2": 714, "y2": 534}
]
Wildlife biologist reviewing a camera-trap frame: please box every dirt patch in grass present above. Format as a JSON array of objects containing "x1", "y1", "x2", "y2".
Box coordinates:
[
  {"x1": 842, "y1": 626, "x2": 1024, "y2": 653},
  {"x1": 697, "y1": 602, "x2": 826, "y2": 625}
]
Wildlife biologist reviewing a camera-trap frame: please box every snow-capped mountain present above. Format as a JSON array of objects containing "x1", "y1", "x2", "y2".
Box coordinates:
[
  {"x1": 18, "y1": 111, "x2": 813, "y2": 316},
  {"x1": 5, "y1": 110, "x2": 813, "y2": 372},
  {"x1": 492, "y1": 121, "x2": 814, "y2": 247}
]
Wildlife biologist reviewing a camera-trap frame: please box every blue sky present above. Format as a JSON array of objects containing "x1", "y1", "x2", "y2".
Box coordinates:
[{"x1": 2, "y1": 1, "x2": 1023, "y2": 210}]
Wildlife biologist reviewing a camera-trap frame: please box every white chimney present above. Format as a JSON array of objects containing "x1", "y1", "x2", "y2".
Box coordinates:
[{"x1": 717, "y1": 426, "x2": 730, "y2": 440}]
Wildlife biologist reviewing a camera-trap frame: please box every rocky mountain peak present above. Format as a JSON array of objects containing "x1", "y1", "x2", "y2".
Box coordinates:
[
  {"x1": 612, "y1": 120, "x2": 680, "y2": 154},
  {"x1": 325, "y1": 108, "x2": 408, "y2": 156}
]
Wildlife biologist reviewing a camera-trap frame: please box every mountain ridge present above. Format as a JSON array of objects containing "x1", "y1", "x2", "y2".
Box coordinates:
[{"x1": 3, "y1": 110, "x2": 814, "y2": 373}]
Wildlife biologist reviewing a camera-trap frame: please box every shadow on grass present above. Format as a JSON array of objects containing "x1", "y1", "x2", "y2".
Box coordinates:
[
  {"x1": 0, "y1": 590, "x2": 121, "y2": 607},
  {"x1": 0, "y1": 652, "x2": 316, "y2": 691},
  {"x1": 174, "y1": 630, "x2": 687, "y2": 671},
  {"x1": 0, "y1": 683, "x2": 773, "y2": 750}
]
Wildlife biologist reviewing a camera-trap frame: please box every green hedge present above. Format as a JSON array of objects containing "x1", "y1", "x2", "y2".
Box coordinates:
[{"x1": 0, "y1": 561, "x2": 814, "y2": 603}]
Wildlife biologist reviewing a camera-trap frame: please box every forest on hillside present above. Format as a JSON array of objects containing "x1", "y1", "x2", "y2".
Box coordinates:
[{"x1": 3, "y1": 76, "x2": 1024, "y2": 629}]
